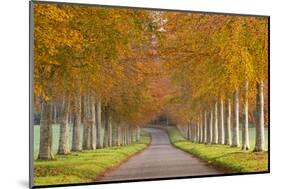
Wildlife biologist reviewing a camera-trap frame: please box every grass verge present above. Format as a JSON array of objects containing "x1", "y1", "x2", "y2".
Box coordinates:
[
  {"x1": 34, "y1": 131, "x2": 150, "y2": 186},
  {"x1": 152, "y1": 125, "x2": 268, "y2": 173}
]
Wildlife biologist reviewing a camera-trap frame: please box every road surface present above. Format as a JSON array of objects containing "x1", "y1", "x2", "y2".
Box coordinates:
[{"x1": 98, "y1": 127, "x2": 223, "y2": 182}]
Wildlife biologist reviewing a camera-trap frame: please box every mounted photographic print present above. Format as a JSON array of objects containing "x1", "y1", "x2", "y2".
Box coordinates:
[{"x1": 29, "y1": 0, "x2": 269, "y2": 188}]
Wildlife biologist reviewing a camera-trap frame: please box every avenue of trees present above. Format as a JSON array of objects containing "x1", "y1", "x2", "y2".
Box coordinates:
[
  {"x1": 33, "y1": 4, "x2": 268, "y2": 161},
  {"x1": 161, "y1": 13, "x2": 268, "y2": 152},
  {"x1": 34, "y1": 4, "x2": 164, "y2": 160}
]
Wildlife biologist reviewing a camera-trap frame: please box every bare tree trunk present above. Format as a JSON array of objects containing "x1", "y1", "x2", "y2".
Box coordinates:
[
  {"x1": 189, "y1": 123, "x2": 192, "y2": 141},
  {"x1": 117, "y1": 126, "x2": 122, "y2": 146},
  {"x1": 90, "y1": 96, "x2": 96, "y2": 149},
  {"x1": 53, "y1": 104, "x2": 57, "y2": 124},
  {"x1": 225, "y1": 99, "x2": 232, "y2": 145},
  {"x1": 187, "y1": 124, "x2": 191, "y2": 140},
  {"x1": 242, "y1": 81, "x2": 250, "y2": 150},
  {"x1": 192, "y1": 124, "x2": 196, "y2": 142},
  {"x1": 193, "y1": 123, "x2": 196, "y2": 143},
  {"x1": 254, "y1": 81, "x2": 265, "y2": 152},
  {"x1": 207, "y1": 109, "x2": 213, "y2": 144},
  {"x1": 38, "y1": 99, "x2": 54, "y2": 160},
  {"x1": 198, "y1": 113, "x2": 203, "y2": 143},
  {"x1": 72, "y1": 93, "x2": 82, "y2": 151},
  {"x1": 103, "y1": 106, "x2": 110, "y2": 148},
  {"x1": 232, "y1": 89, "x2": 240, "y2": 147},
  {"x1": 204, "y1": 111, "x2": 207, "y2": 143},
  {"x1": 124, "y1": 127, "x2": 128, "y2": 145},
  {"x1": 131, "y1": 127, "x2": 135, "y2": 143},
  {"x1": 218, "y1": 98, "x2": 225, "y2": 144},
  {"x1": 68, "y1": 111, "x2": 72, "y2": 127},
  {"x1": 82, "y1": 96, "x2": 87, "y2": 149},
  {"x1": 108, "y1": 117, "x2": 112, "y2": 147},
  {"x1": 128, "y1": 127, "x2": 132, "y2": 144},
  {"x1": 197, "y1": 119, "x2": 201, "y2": 143},
  {"x1": 213, "y1": 102, "x2": 218, "y2": 144},
  {"x1": 112, "y1": 122, "x2": 118, "y2": 146},
  {"x1": 83, "y1": 96, "x2": 92, "y2": 150},
  {"x1": 136, "y1": 127, "x2": 141, "y2": 142},
  {"x1": 58, "y1": 96, "x2": 70, "y2": 154},
  {"x1": 120, "y1": 127, "x2": 123, "y2": 146},
  {"x1": 95, "y1": 99, "x2": 102, "y2": 149}
]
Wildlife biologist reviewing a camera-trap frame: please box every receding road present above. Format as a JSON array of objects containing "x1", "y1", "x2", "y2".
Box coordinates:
[{"x1": 98, "y1": 127, "x2": 223, "y2": 182}]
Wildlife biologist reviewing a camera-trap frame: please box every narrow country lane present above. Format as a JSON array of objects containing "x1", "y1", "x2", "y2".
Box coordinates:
[{"x1": 97, "y1": 128, "x2": 223, "y2": 182}]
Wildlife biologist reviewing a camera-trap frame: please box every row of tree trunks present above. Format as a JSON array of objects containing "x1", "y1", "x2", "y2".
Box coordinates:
[
  {"x1": 177, "y1": 81, "x2": 265, "y2": 152},
  {"x1": 38, "y1": 93, "x2": 142, "y2": 160}
]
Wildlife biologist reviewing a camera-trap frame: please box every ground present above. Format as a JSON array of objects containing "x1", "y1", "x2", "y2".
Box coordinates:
[
  {"x1": 33, "y1": 126, "x2": 268, "y2": 186},
  {"x1": 34, "y1": 131, "x2": 150, "y2": 186},
  {"x1": 98, "y1": 128, "x2": 223, "y2": 182},
  {"x1": 160, "y1": 126, "x2": 268, "y2": 173}
]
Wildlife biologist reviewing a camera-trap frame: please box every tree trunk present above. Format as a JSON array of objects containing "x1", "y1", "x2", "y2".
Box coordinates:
[
  {"x1": 232, "y1": 89, "x2": 240, "y2": 147},
  {"x1": 192, "y1": 123, "x2": 198, "y2": 142},
  {"x1": 192, "y1": 124, "x2": 195, "y2": 142},
  {"x1": 131, "y1": 127, "x2": 135, "y2": 143},
  {"x1": 189, "y1": 123, "x2": 192, "y2": 141},
  {"x1": 108, "y1": 117, "x2": 112, "y2": 147},
  {"x1": 83, "y1": 96, "x2": 92, "y2": 150},
  {"x1": 38, "y1": 99, "x2": 54, "y2": 160},
  {"x1": 124, "y1": 126, "x2": 128, "y2": 145},
  {"x1": 254, "y1": 81, "x2": 265, "y2": 152},
  {"x1": 82, "y1": 96, "x2": 87, "y2": 149},
  {"x1": 95, "y1": 98, "x2": 102, "y2": 149},
  {"x1": 53, "y1": 105, "x2": 57, "y2": 124},
  {"x1": 72, "y1": 93, "x2": 82, "y2": 151},
  {"x1": 199, "y1": 113, "x2": 203, "y2": 143},
  {"x1": 242, "y1": 81, "x2": 250, "y2": 150},
  {"x1": 219, "y1": 98, "x2": 225, "y2": 144},
  {"x1": 187, "y1": 124, "x2": 191, "y2": 140},
  {"x1": 184, "y1": 126, "x2": 187, "y2": 139},
  {"x1": 204, "y1": 111, "x2": 207, "y2": 143},
  {"x1": 90, "y1": 96, "x2": 96, "y2": 149},
  {"x1": 225, "y1": 99, "x2": 232, "y2": 145},
  {"x1": 207, "y1": 110, "x2": 213, "y2": 144},
  {"x1": 197, "y1": 119, "x2": 200, "y2": 143},
  {"x1": 127, "y1": 127, "x2": 132, "y2": 144},
  {"x1": 112, "y1": 122, "x2": 118, "y2": 146},
  {"x1": 136, "y1": 127, "x2": 141, "y2": 142},
  {"x1": 103, "y1": 106, "x2": 110, "y2": 148},
  {"x1": 213, "y1": 102, "x2": 218, "y2": 144},
  {"x1": 117, "y1": 126, "x2": 122, "y2": 146},
  {"x1": 58, "y1": 96, "x2": 70, "y2": 154}
]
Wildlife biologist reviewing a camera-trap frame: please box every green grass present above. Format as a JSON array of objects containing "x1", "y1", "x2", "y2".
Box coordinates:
[
  {"x1": 34, "y1": 131, "x2": 150, "y2": 186},
  {"x1": 153, "y1": 125, "x2": 268, "y2": 173}
]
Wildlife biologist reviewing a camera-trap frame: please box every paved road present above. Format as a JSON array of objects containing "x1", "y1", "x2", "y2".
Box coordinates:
[{"x1": 98, "y1": 128, "x2": 223, "y2": 182}]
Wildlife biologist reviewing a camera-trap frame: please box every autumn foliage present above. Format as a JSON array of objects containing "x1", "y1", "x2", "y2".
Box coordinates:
[{"x1": 33, "y1": 3, "x2": 268, "y2": 160}]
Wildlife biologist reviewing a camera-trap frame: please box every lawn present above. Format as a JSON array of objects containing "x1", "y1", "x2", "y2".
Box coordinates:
[
  {"x1": 33, "y1": 131, "x2": 150, "y2": 186},
  {"x1": 154, "y1": 125, "x2": 268, "y2": 173}
]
